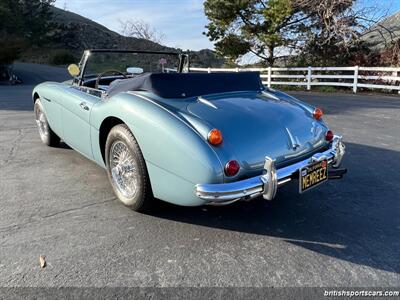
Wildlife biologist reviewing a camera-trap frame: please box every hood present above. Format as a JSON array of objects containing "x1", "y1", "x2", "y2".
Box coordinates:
[{"x1": 181, "y1": 91, "x2": 329, "y2": 176}]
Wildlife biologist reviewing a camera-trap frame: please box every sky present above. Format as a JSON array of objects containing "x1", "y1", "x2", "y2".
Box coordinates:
[
  {"x1": 55, "y1": 0, "x2": 400, "y2": 51},
  {"x1": 55, "y1": 0, "x2": 212, "y2": 50}
]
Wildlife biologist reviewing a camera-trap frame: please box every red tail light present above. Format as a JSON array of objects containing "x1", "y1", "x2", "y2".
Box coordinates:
[
  {"x1": 325, "y1": 130, "x2": 334, "y2": 141},
  {"x1": 225, "y1": 160, "x2": 240, "y2": 177},
  {"x1": 313, "y1": 108, "x2": 323, "y2": 120}
]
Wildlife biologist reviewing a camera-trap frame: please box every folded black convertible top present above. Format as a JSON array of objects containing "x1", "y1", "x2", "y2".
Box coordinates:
[{"x1": 107, "y1": 72, "x2": 263, "y2": 98}]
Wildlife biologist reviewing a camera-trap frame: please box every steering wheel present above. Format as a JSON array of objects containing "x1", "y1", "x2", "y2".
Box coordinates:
[{"x1": 95, "y1": 70, "x2": 127, "y2": 89}]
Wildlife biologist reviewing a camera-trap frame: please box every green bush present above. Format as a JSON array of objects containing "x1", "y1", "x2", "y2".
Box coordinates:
[{"x1": 49, "y1": 50, "x2": 77, "y2": 65}]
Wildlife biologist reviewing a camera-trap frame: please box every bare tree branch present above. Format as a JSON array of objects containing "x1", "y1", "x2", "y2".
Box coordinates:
[{"x1": 119, "y1": 19, "x2": 165, "y2": 44}]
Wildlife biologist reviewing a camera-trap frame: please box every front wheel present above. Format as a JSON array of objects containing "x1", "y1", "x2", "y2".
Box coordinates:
[
  {"x1": 34, "y1": 99, "x2": 60, "y2": 147},
  {"x1": 105, "y1": 124, "x2": 154, "y2": 212}
]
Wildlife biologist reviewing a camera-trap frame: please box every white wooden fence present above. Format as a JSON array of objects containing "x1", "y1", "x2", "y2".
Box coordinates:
[{"x1": 189, "y1": 66, "x2": 400, "y2": 93}]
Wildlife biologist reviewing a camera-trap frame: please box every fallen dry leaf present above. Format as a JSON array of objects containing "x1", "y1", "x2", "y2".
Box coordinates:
[{"x1": 39, "y1": 255, "x2": 46, "y2": 268}]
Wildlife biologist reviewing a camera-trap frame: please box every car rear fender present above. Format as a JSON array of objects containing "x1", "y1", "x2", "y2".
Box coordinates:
[{"x1": 91, "y1": 92, "x2": 225, "y2": 202}]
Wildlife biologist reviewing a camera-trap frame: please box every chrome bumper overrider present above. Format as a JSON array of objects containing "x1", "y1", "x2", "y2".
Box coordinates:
[{"x1": 195, "y1": 135, "x2": 345, "y2": 204}]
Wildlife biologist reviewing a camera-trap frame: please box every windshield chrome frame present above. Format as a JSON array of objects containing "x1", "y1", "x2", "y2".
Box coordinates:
[{"x1": 75, "y1": 49, "x2": 187, "y2": 87}]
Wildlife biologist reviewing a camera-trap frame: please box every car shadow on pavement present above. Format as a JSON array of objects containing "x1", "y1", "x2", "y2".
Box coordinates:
[
  {"x1": 150, "y1": 142, "x2": 400, "y2": 274},
  {"x1": 59, "y1": 141, "x2": 72, "y2": 149}
]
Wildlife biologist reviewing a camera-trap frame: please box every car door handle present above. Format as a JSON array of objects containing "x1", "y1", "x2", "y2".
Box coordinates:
[{"x1": 79, "y1": 102, "x2": 89, "y2": 111}]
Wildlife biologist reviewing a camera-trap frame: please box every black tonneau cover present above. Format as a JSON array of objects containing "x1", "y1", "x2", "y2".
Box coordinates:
[{"x1": 107, "y1": 72, "x2": 263, "y2": 98}]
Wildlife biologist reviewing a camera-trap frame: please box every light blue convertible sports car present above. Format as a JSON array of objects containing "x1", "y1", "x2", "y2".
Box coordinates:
[{"x1": 33, "y1": 49, "x2": 346, "y2": 211}]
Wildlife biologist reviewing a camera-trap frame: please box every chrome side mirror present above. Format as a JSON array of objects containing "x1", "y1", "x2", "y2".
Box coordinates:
[{"x1": 126, "y1": 67, "x2": 144, "y2": 75}]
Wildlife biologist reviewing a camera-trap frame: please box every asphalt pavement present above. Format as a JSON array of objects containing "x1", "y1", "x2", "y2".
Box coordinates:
[{"x1": 0, "y1": 63, "x2": 399, "y2": 288}]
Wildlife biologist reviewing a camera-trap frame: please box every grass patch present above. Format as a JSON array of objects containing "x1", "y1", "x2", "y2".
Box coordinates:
[
  {"x1": 315, "y1": 86, "x2": 337, "y2": 93},
  {"x1": 269, "y1": 85, "x2": 339, "y2": 93},
  {"x1": 271, "y1": 84, "x2": 304, "y2": 91}
]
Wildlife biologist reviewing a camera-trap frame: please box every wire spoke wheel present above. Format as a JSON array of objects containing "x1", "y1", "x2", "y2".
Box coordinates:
[
  {"x1": 110, "y1": 140, "x2": 139, "y2": 198},
  {"x1": 35, "y1": 104, "x2": 49, "y2": 141},
  {"x1": 33, "y1": 99, "x2": 60, "y2": 147},
  {"x1": 106, "y1": 124, "x2": 154, "y2": 211}
]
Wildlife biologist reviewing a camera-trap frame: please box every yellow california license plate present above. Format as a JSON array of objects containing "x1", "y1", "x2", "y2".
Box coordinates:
[{"x1": 299, "y1": 159, "x2": 328, "y2": 193}]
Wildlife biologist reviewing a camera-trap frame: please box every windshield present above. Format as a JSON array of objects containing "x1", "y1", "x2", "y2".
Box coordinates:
[{"x1": 82, "y1": 51, "x2": 183, "y2": 79}]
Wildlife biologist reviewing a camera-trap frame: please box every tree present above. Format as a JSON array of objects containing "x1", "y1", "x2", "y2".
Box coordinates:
[
  {"x1": 203, "y1": 0, "x2": 369, "y2": 65},
  {"x1": 19, "y1": 0, "x2": 57, "y2": 44},
  {"x1": 119, "y1": 20, "x2": 165, "y2": 44},
  {"x1": 0, "y1": 0, "x2": 56, "y2": 45},
  {"x1": 0, "y1": 0, "x2": 25, "y2": 80},
  {"x1": 0, "y1": 0, "x2": 56, "y2": 80}
]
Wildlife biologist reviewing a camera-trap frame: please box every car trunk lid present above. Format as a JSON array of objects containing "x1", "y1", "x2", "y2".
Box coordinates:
[{"x1": 185, "y1": 92, "x2": 328, "y2": 173}]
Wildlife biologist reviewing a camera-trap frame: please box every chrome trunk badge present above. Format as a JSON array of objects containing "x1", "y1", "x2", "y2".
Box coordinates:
[{"x1": 285, "y1": 127, "x2": 301, "y2": 151}]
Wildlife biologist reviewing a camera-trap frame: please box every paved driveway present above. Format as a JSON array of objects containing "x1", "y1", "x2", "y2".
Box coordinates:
[{"x1": 0, "y1": 64, "x2": 399, "y2": 287}]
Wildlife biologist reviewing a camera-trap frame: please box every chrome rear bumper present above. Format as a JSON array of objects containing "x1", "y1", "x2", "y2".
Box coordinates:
[{"x1": 195, "y1": 135, "x2": 345, "y2": 205}]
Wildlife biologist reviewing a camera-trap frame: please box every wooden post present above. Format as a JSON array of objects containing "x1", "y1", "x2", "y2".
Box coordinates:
[
  {"x1": 307, "y1": 66, "x2": 312, "y2": 90},
  {"x1": 353, "y1": 66, "x2": 359, "y2": 93},
  {"x1": 267, "y1": 67, "x2": 272, "y2": 88}
]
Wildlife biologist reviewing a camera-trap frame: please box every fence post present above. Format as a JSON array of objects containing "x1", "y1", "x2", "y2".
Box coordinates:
[
  {"x1": 393, "y1": 71, "x2": 400, "y2": 94},
  {"x1": 353, "y1": 66, "x2": 359, "y2": 93},
  {"x1": 267, "y1": 67, "x2": 272, "y2": 88},
  {"x1": 307, "y1": 66, "x2": 312, "y2": 90},
  {"x1": 236, "y1": 67, "x2": 239, "y2": 72},
  {"x1": 207, "y1": 67, "x2": 211, "y2": 73}
]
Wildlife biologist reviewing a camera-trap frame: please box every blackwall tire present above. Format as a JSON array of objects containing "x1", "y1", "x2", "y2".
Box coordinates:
[{"x1": 105, "y1": 124, "x2": 154, "y2": 212}]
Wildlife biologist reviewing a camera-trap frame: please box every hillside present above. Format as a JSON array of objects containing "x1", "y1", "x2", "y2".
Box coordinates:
[
  {"x1": 24, "y1": 6, "x2": 224, "y2": 67},
  {"x1": 48, "y1": 6, "x2": 165, "y2": 52},
  {"x1": 361, "y1": 11, "x2": 400, "y2": 51}
]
